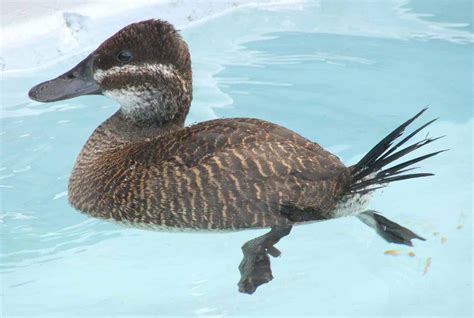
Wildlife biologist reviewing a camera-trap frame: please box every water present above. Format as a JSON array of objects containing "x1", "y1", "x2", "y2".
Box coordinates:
[{"x1": 1, "y1": 1, "x2": 472, "y2": 317}]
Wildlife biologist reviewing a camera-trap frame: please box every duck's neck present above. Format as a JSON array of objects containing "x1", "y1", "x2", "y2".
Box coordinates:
[
  {"x1": 75, "y1": 74, "x2": 193, "y2": 166},
  {"x1": 107, "y1": 90, "x2": 190, "y2": 127},
  {"x1": 91, "y1": 110, "x2": 184, "y2": 150},
  {"x1": 102, "y1": 67, "x2": 193, "y2": 127}
]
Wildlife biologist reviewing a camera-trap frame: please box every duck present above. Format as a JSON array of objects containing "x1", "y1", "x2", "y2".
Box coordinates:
[{"x1": 28, "y1": 19, "x2": 444, "y2": 294}]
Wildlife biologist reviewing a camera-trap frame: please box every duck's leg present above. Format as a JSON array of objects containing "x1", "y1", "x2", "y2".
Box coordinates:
[
  {"x1": 238, "y1": 225, "x2": 292, "y2": 294},
  {"x1": 357, "y1": 210, "x2": 426, "y2": 246}
]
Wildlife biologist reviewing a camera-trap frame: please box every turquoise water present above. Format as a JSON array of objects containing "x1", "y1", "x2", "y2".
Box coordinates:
[{"x1": 1, "y1": 1, "x2": 472, "y2": 317}]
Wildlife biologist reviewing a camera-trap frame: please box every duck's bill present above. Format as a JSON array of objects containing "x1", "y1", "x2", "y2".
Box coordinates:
[{"x1": 28, "y1": 54, "x2": 101, "y2": 102}]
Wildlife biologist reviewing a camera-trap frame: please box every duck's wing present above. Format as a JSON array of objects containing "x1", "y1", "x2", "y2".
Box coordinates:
[{"x1": 140, "y1": 118, "x2": 351, "y2": 227}]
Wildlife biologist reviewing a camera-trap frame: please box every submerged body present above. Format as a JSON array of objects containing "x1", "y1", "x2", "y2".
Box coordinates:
[{"x1": 69, "y1": 111, "x2": 351, "y2": 231}]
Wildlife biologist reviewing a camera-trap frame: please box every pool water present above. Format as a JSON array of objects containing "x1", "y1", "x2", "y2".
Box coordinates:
[{"x1": 1, "y1": 1, "x2": 472, "y2": 317}]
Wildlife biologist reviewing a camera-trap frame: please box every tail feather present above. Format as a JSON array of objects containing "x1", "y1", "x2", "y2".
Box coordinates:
[
  {"x1": 348, "y1": 108, "x2": 445, "y2": 195},
  {"x1": 378, "y1": 149, "x2": 446, "y2": 177},
  {"x1": 356, "y1": 139, "x2": 444, "y2": 181},
  {"x1": 351, "y1": 108, "x2": 428, "y2": 175},
  {"x1": 350, "y1": 173, "x2": 434, "y2": 193},
  {"x1": 379, "y1": 118, "x2": 439, "y2": 161}
]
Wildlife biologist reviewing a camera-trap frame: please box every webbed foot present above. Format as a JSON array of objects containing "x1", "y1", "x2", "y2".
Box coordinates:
[
  {"x1": 358, "y1": 210, "x2": 425, "y2": 246},
  {"x1": 238, "y1": 225, "x2": 291, "y2": 294}
]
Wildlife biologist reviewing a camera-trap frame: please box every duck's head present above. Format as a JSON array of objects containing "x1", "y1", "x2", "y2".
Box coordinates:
[{"x1": 29, "y1": 19, "x2": 192, "y2": 125}]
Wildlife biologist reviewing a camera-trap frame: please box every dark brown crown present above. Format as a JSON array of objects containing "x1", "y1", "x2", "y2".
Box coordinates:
[{"x1": 93, "y1": 19, "x2": 191, "y2": 80}]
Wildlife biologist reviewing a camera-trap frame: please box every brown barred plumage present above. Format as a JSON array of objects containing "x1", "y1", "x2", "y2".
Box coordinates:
[{"x1": 68, "y1": 112, "x2": 350, "y2": 230}]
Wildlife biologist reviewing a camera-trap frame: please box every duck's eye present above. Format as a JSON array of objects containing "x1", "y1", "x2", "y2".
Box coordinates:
[{"x1": 117, "y1": 50, "x2": 133, "y2": 63}]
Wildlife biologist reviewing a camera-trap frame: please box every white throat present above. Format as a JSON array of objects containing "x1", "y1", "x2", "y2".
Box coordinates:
[
  {"x1": 103, "y1": 87, "x2": 160, "y2": 117},
  {"x1": 93, "y1": 63, "x2": 184, "y2": 122}
]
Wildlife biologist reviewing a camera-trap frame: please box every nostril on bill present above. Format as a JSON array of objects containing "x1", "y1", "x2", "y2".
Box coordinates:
[{"x1": 66, "y1": 72, "x2": 78, "y2": 79}]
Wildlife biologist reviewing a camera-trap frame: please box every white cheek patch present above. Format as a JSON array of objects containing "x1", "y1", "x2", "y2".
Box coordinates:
[
  {"x1": 93, "y1": 63, "x2": 177, "y2": 83},
  {"x1": 94, "y1": 63, "x2": 182, "y2": 118},
  {"x1": 92, "y1": 63, "x2": 191, "y2": 122}
]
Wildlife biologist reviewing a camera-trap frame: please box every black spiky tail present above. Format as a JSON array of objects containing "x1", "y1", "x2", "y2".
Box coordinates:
[{"x1": 348, "y1": 108, "x2": 446, "y2": 195}]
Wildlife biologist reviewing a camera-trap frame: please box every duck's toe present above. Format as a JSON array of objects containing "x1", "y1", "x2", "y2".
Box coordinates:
[{"x1": 238, "y1": 246, "x2": 274, "y2": 294}]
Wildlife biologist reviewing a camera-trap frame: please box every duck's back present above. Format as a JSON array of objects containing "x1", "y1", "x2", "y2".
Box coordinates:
[{"x1": 68, "y1": 117, "x2": 351, "y2": 231}]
